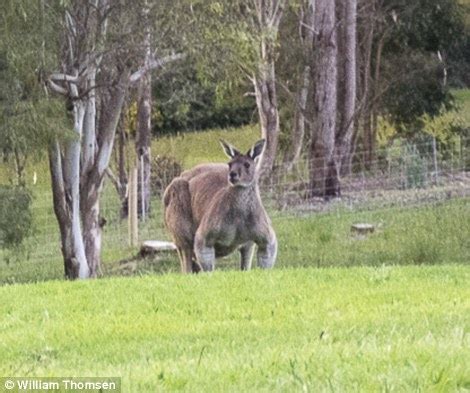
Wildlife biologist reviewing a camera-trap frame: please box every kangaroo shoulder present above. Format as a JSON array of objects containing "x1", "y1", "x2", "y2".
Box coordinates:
[{"x1": 163, "y1": 177, "x2": 190, "y2": 208}]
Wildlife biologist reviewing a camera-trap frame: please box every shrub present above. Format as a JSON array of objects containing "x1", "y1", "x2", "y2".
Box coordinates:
[
  {"x1": 151, "y1": 155, "x2": 183, "y2": 196},
  {"x1": 0, "y1": 185, "x2": 33, "y2": 250}
]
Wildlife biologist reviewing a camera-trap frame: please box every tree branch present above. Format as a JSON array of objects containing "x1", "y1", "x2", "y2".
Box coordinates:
[
  {"x1": 105, "y1": 167, "x2": 122, "y2": 191},
  {"x1": 50, "y1": 73, "x2": 80, "y2": 83},
  {"x1": 129, "y1": 53, "x2": 186, "y2": 84},
  {"x1": 46, "y1": 79, "x2": 68, "y2": 95}
]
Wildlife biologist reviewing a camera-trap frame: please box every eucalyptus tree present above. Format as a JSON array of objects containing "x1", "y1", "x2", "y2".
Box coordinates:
[
  {"x1": 193, "y1": 0, "x2": 287, "y2": 174},
  {"x1": 46, "y1": 0, "x2": 183, "y2": 279}
]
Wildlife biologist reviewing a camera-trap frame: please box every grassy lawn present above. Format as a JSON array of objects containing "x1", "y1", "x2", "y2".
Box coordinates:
[
  {"x1": 1, "y1": 265, "x2": 469, "y2": 391},
  {"x1": 152, "y1": 124, "x2": 259, "y2": 169}
]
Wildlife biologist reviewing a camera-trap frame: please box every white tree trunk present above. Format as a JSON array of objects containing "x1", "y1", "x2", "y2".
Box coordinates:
[
  {"x1": 49, "y1": 102, "x2": 90, "y2": 279},
  {"x1": 81, "y1": 72, "x2": 130, "y2": 277},
  {"x1": 136, "y1": 2, "x2": 152, "y2": 217}
]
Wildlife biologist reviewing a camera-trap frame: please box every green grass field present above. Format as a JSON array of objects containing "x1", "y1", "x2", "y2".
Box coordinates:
[{"x1": 1, "y1": 266, "x2": 469, "y2": 391}]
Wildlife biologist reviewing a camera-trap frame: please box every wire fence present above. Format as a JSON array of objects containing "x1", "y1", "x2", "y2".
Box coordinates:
[
  {"x1": 263, "y1": 136, "x2": 470, "y2": 214},
  {"x1": 0, "y1": 136, "x2": 469, "y2": 268}
]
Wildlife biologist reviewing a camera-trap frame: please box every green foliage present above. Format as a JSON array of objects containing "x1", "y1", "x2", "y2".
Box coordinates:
[
  {"x1": 372, "y1": 0, "x2": 470, "y2": 142},
  {"x1": 382, "y1": 53, "x2": 453, "y2": 132},
  {"x1": 152, "y1": 63, "x2": 255, "y2": 134},
  {"x1": 0, "y1": 185, "x2": 33, "y2": 251},
  {"x1": 403, "y1": 148, "x2": 427, "y2": 189},
  {"x1": 0, "y1": 266, "x2": 469, "y2": 391},
  {"x1": 385, "y1": 0, "x2": 466, "y2": 53},
  {"x1": 0, "y1": 1, "x2": 70, "y2": 183}
]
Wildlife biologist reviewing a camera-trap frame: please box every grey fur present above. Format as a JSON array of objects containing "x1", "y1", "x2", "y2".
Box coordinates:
[{"x1": 163, "y1": 139, "x2": 277, "y2": 273}]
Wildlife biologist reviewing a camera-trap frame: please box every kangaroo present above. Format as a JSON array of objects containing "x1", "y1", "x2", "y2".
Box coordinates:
[{"x1": 163, "y1": 139, "x2": 277, "y2": 273}]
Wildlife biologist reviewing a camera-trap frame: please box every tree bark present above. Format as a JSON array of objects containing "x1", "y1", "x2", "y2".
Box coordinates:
[
  {"x1": 252, "y1": 0, "x2": 286, "y2": 176},
  {"x1": 309, "y1": 0, "x2": 340, "y2": 199},
  {"x1": 336, "y1": 0, "x2": 357, "y2": 176},
  {"x1": 136, "y1": 0, "x2": 152, "y2": 218},
  {"x1": 359, "y1": 1, "x2": 376, "y2": 170},
  {"x1": 254, "y1": 63, "x2": 280, "y2": 176},
  {"x1": 48, "y1": 104, "x2": 90, "y2": 279}
]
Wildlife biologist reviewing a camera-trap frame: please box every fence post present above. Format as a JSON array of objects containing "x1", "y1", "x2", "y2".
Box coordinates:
[
  {"x1": 432, "y1": 137, "x2": 439, "y2": 185},
  {"x1": 128, "y1": 166, "x2": 139, "y2": 247},
  {"x1": 140, "y1": 153, "x2": 145, "y2": 222}
]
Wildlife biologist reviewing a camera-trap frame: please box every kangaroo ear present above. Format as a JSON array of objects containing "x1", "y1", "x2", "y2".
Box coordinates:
[
  {"x1": 247, "y1": 139, "x2": 265, "y2": 160},
  {"x1": 220, "y1": 139, "x2": 240, "y2": 158}
]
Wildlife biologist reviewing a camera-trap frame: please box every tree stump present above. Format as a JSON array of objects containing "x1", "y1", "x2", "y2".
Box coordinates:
[
  {"x1": 351, "y1": 223, "x2": 375, "y2": 236},
  {"x1": 139, "y1": 240, "x2": 177, "y2": 257}
]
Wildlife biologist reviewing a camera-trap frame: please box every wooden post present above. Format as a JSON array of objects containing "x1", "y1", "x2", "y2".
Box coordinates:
[
  {"x1": 140, "y1": 154, "x2": 146, "y2": 222},
  {"x1": 128, "y1": 166, "x2": 138, "y2": 247},
  {"x1": 432, "y1": 137, "x2": 438, "y2": 185}
]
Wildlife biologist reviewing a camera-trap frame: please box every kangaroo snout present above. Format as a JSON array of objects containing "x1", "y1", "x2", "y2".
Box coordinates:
[{"x1": 229, "y1": 171, "x2": 239, "y2": 183}]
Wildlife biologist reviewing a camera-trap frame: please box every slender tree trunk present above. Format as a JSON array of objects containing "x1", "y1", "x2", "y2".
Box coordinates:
[
  {"x1": 369, "y1": 33, "x2": 386, "y2": 170},
  {"x1": 360, "y1": 3, "x2": 376, "y2": 171},
  {"x1": 284, "y1": 0, "x2": 315, "y2": 170},
  {"x1": 136, "y1": 71, "x2": 152, "y2": 217},
  {"x1": 252, "y1": 0, "x2": 286, "y2": 176},
  {"x1": 286, "y1": 65, "x2": 310, "y2": 169},
  {"x1": 118, "y1": 116, "x2": 129, "y2": 218},
  {"x1": 337, "y1": 0, "x2": 357, "y2": 176},
  {"x1": 309, "y1": 0, "x2": 340, "y2": 199},
  {"x1": 136, "y1": 0, "x2": 152, "y2": 217},
  {"x1": 254, "y1": 62, "x2": 280, "y2": 176},
  {"x1": 13, "y1": 148, "x2": 27, "y2": 186}
]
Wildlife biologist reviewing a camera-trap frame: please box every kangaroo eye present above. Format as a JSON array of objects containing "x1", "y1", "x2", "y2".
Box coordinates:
[{"x1": 244, "y1": 162, "x2": 250, "y2": 169}]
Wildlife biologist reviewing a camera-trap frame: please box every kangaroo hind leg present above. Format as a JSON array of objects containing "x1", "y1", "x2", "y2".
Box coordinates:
[{"x1": 163, "y1": 178, "x2": 195, "y2": 274}]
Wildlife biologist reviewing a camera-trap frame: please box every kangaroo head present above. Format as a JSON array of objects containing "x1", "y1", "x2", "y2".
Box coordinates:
[{"x1": 220, "y1": 139, "x2": 265, "y2": 187}]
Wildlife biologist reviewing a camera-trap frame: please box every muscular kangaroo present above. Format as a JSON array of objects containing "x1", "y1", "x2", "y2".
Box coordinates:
[{"x1": 163, "y1": 139, "x2": 277, "y2": 273}]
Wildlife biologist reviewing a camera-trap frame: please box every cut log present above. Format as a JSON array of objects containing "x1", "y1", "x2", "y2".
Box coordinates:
[
  {"x1": 140, "y1": 240, "x2": 177, "y2": 257},
  {"x1": 351, "y1": 223, "x2": 375, "y2": 235}
]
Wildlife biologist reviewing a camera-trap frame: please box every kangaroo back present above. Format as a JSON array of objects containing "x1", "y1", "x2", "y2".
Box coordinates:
[{"x1": 163, "y1": 178, "x2": 194, "y2": 249}]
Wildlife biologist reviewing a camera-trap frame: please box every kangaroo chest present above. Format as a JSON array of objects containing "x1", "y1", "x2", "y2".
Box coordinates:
[{"x1": 212, "y1": 208, "x2": 259, "y2": 248}]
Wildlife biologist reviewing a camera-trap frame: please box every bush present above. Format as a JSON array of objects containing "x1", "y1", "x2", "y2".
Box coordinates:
[
  {"x1": 0, "y1": 185, "x2": 33, "y2": 250},
  {"x1": 151, "y1": 155, "x2": 183, "y2": 196}
]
